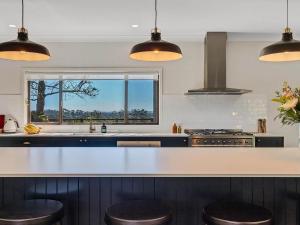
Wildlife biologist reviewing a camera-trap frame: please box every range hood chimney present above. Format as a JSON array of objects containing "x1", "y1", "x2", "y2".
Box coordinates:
[{"x1": 185, "y1": 32, "x2": 251, "y2": 95}]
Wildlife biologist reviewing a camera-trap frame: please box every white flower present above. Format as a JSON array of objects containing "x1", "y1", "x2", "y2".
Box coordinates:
[{"x1": 281, "y1": 98, "x2": 298, "y2": 111}]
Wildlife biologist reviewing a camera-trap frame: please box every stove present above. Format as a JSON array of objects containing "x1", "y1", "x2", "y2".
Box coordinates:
[{"x1": 184, "y1": 129, "x2": 254, "y2": 147}]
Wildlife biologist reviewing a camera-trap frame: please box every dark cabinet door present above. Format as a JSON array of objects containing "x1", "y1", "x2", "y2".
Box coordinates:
[
  {"x1": 77, "y1": 137, "x2": 117, "y2": 147},
  {"x1": 30, "y1": 137, "x2": 117, "y2": 147},
  {"x1": 0, "y1": 137, "x2": 28, "y2": 147},
  {"x1": 255, "y1": 136, "x2": 284, "y2": 147},
  {"x1": 0, "y1": 137, "x2": 74, "y2": 147},
  {"x1": 160, "y1": 137, "x2": 188, "y2": 147}
]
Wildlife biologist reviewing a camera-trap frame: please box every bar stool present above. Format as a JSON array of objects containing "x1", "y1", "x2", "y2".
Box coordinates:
[
  {"x1": 203, "y1": 201, "x2": 272, "y2": 225},
  {"x1": 105, "y1": 200, "x2": 172, "y2": 225},
  {"x1": 0, "y1": 199, "x2": 64, "y2": 225}
]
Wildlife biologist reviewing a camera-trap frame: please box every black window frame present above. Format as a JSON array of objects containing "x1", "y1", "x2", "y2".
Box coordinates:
[{"x1": 27, "y1": 76, "x2": 159, "y2": 125}]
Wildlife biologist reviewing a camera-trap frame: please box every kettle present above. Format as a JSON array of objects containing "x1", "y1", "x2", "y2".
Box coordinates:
[{"x1": 3, "y1": 118, "x2": 19, "y2": 133}]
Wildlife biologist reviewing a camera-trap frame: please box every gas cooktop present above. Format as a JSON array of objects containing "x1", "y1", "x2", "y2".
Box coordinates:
[
  {"x1": 184, "y1": 129, "x2": 254, "y2": 147},
  {"x1": 184, "y1": 129, "x2": 253, "y2": 136}
]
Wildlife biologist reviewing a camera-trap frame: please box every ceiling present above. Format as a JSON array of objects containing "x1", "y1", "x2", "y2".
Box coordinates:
[{"x1": 0, "y1": 0, "x2": 300, "y2": 42}]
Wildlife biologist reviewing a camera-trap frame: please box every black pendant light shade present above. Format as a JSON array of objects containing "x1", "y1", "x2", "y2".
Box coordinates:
[
  {"x1": 0, "y1": 0, "x2": 50, "y2": 61},
  {"x1": 130, "y1": 0, "x2": 182, "y2": 61},
  {"x1": 259, "y1": 29, "x2": 300, "y2": 62},
  {"x1": 0, "y1": 28, "x2": 50, "y2": 61},
  {"x1": 130, "y1": 30, "x2": 182, "y2": 61},
  {"x1": 259, "y1": 0, "x2": 300, "y2": 62}
]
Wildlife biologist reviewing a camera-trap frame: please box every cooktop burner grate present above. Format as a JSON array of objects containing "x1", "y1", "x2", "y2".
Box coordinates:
[
  {"x1": 184, "y1": 129, "x2": 253, "y2": 136},
  {"x1": 184, "y1": 129, "x2": 254, "y2": 147}
]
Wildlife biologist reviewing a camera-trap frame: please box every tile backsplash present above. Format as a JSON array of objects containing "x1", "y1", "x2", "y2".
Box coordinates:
[{"x1": 162, "y1": 94, "x2": 267, "y2": 132}]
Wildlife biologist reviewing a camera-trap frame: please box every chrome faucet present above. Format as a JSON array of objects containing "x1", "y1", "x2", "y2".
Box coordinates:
[{"x1": 89, "y1": 118, "x2": 96, "y2": 133}]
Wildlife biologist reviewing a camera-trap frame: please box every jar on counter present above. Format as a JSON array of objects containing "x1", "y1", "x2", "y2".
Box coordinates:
[
  {"x1": 257, "y1": 119, "x2": 267, "y2": 133},
  {"x1": 172, "y1": 123, "x2": 177, "y2": 133}
]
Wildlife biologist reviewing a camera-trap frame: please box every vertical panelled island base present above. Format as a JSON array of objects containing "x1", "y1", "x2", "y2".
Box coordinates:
[
  {"x1": 0, "y1": 178, "x2": 298, "y2": 225},
  {"x1": 0, "y1": 147, "x2": 299, "y2": 225}
]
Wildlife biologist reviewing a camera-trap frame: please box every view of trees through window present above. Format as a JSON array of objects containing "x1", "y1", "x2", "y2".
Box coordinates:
[{"x1": 28, "y1": 75, "x2": 159, "y2": 125}]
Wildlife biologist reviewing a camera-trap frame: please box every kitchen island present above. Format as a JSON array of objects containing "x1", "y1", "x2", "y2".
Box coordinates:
[
  {"x1": 0, "y1": 147, "x2": 298, "y2": 225},
  {"x1": 0, "y1": 147, "x2": 297, "y2": 177}
]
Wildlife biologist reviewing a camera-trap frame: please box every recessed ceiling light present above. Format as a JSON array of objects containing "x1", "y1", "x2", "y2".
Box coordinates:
[
  {"x1": 131, "y1": 24, "x2": 139, "y2": 28},
  {"x1": 8, "y1": 24, "x2": 16, "y2": 28}
]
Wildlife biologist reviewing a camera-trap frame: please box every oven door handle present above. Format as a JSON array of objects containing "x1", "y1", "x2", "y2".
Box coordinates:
[{"x1": 117, "y1": 141, "x2": 161, "y2": 147}]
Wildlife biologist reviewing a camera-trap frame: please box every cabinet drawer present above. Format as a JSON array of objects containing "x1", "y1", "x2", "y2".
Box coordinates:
[{"x1": 0, "y1": 137, "x2": 28, "y2": 147}]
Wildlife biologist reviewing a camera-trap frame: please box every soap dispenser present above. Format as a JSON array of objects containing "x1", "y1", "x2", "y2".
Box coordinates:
[{"x1": 101, "y1": 123, "x2": 107, "y2": 133}]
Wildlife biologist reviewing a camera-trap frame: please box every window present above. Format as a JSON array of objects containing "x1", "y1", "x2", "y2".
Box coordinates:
[
  {"x1": 27, "y1": 72, "x2": 159, "y2": 125},
  {"x1": 29, "y1": 80, "x2": 60, "y2": 123}
]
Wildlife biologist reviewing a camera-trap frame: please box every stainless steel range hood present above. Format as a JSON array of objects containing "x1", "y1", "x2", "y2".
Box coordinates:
[{"x1": 185, "y1": 32, "x2": 251, "y2": 95}]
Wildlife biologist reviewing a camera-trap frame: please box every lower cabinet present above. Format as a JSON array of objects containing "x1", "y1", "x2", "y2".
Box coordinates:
[
  {"x1": 0, "y1": 137, "x2": 117, "y2": 147},
  {"x1": 255, "y1": 136, "x2": 284, "y2": 147},
  {"x1": 0, "y1": 136, "x2": 188, "y2": 147}
]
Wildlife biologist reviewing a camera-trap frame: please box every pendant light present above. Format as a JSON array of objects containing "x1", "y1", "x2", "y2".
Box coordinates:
[
  {"x1": 259, "y1": 0, "x2": 300, "y2": 62},
  {"x1": 130, "y1": 0, "x2": 182, "y2": 61},
  {"x1": 0, "y1": 0, "x2": 50, "y2": 61}
]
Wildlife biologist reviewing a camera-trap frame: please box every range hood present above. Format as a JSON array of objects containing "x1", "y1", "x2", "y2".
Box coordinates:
[{"x1": 185, "y1": 32, "x2": 251, "y2": 95}]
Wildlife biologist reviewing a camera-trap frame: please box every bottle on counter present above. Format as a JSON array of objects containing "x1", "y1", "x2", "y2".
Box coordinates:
[
  {"x1": 172, "y1": 123, "x2": 177, "y2": 134},
  {"x1": 257, "y1": 119, "x2": 267, "y2": 133},
  {"x1": 177, "y1": 125, "x2": 182, "y2": 133},
  {"x1": 101, "y1": 123, "x2": 107, "y2": 133}
]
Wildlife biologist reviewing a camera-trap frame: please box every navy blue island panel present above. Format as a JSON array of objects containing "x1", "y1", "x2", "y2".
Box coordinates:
[{"x1": 0, "y1": 177, "x2": 298, "y2": 225}]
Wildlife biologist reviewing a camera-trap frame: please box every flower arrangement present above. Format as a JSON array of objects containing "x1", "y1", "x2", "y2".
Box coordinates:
[{"x1": 272, "y1": 82, "x2": 300, "y2": 125}]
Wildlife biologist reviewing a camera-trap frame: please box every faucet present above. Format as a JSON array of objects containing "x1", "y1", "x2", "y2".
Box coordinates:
[{"x1": 89, "y1": 117, "x2": 96, "y2": 133}]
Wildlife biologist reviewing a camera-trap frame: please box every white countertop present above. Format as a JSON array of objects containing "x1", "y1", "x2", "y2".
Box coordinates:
[
  {"x1": 0, "y1": 147, "x2": 298, "y2": 177},
  {"x1": 0, "y1": 132, "x2": 188, "y2": 137}
]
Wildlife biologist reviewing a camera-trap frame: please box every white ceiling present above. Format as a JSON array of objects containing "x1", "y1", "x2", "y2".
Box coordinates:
[{"x1": 0, "y1": 0, "x2": 300, "y2": 42}]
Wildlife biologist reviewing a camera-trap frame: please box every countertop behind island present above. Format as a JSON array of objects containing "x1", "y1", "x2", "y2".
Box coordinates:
[{"x1": 0, "y1": 147, "x2": 298, "y2": 177}]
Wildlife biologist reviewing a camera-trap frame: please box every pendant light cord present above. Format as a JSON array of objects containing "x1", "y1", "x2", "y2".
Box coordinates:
[
  {"x1": 154, "y1": 0, "x2": 158, "y2": 31},
  {"x1": 286, "y1": 0, "x2": 289, "y2": 29},
  {"x1": 22, "y1": 0, "x2": 24, "y2": 28}
]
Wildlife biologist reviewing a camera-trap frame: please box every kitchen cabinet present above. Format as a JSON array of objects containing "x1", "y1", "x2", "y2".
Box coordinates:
[
  {"x1": 0, "y1": 136, "x2": 188, "y2": 147},
  {"x1": 0, "y1": 137, "x2": 117, "y2": 147},
  {"x1": 255, "y1": 136, "x2": 284, "y2": 147}
]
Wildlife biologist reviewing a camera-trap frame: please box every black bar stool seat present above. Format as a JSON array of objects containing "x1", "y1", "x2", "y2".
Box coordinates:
[
  {"x1": 203, "y1": 201, "x2": 272, "y2": 225},
  {"x1": 0, "y1": 199, "x2": 64, "y2": 225},
  {"x1": 105, "y1": 200, "x2": 172, "y2": 225}
]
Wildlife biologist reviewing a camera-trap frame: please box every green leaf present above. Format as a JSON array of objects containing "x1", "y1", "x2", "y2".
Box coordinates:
[{"x1": 272, "y1": 98, "x2": 284, "y2": 103}]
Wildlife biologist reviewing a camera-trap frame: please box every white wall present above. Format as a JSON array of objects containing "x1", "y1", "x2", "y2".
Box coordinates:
[{"x1": 0, "y1": 41, "x2": 298, "y2": 146}]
